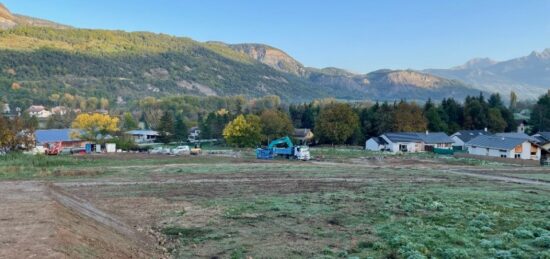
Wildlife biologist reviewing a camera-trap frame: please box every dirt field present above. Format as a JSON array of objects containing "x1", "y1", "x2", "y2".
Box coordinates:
[{"x1": 1, "y1": 152, "x2": 549, "y2": 258}]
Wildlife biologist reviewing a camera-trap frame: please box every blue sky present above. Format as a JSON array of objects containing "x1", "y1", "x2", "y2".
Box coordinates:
[{"x1": 4, "y1": 0, "x2": 550, "y2": 73}]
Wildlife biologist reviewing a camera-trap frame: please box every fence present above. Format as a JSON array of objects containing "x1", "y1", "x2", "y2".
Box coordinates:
[{"x1": 454, "y1": 153, "x2": 541, "y2": 166}]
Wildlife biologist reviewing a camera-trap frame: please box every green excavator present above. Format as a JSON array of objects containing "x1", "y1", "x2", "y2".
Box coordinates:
[{"x1": 256, "y1": 136, "x2": 311, "y2": 161}]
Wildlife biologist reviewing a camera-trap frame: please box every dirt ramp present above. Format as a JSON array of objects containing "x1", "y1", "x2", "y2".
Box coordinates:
[
  {"x1": 0, "y1": 181, "x2": 160, "y2": 259},
  {"x1": 47, "y1": 184, "x2": 161, "y2": 258}
]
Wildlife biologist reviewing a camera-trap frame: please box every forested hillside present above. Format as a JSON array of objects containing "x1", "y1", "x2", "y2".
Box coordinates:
[
  {"x1": 0, "y1": 25, "x2": 485, "y2": 108},
  {"x1": 0, "y1": 27, "x2": 348, "y2": 108}
]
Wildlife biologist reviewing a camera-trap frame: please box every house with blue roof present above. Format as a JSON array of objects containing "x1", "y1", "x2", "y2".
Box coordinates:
[
  {"x1": 366, "y1": 132, "x2": 454, "y2": 153},
  {"x1": 35, "y1": 129, "x2": 86, "y2": 148},
  {"x1": 466, "y1": 135, "x2": 541, "y2": 160}
]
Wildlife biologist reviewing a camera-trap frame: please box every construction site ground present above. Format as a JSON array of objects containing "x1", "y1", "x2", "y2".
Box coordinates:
[{"x1": 1, "y1": 150, "x2": 549, "y2": 258}]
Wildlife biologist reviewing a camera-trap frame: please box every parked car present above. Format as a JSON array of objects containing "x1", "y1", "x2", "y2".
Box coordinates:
[
  {"x1": 149, "y1": 146, "x2": 166, "y2": 155},
  {"x1": 172, "y1": 145, "x2": 190, "y2": 155},
  {"x1": 59, "y1": 148, "x2": 73, "y2": 155},
  {"x1": 71, "y1": 147, "x2": 86, "y2": 154}
]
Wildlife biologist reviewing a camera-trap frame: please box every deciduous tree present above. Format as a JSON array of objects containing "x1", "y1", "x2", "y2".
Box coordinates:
[
  {"x1": 71, "y1": 113, "x2": 119, "y2": 141},
  {"x1": 223, "y1": 114, "x2": 262, "y2": 147},
  {"x1": 315, "y1": 103, "x2": 359, "y2": 145},
  {"x1": 260, "y1": 109, "x2": 293, "y2": 143}
]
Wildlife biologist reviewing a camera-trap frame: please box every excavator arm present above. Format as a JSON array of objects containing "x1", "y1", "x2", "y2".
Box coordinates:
[{"x1": 267, "y1": 136, "x2": 294, "y2": 149}]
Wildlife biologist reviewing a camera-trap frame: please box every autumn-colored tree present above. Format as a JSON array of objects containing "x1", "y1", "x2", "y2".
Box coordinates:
[
  {"x1": 71, "y1": 113, "x2": 119, "y2": 141},
  {"x1": 315, "y1": 103, "x2": 359, "y2": 145},
  {"x1": 99, "y1": 98, "x2": 109, "y2": 110},
  {"x1": 0, "y1": 115, "x2": 36, "y2": 152},
  {"x1": 260, "y1": 109, "x2": 293, "y2": 143},
  {"x1": 223, "y1": 114, "x2": 262, "y2": 148},
  {"x1": 392, "y1": 102, "x2": 427, "y2": 132}
]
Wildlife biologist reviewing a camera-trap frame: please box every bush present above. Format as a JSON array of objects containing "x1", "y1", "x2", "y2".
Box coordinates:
[
  {"x1": 441, "y1": 248, "x2": 469, "y2": 259},
  {"x1": 495, "y1": 250, "x2": 512, "y2": 259},
  {"x1": 513, "y1": 228, "x2": 535, "y2": 239},
  {"x1": 534, "y1": 236, "x2": 550, "y2": 248}
]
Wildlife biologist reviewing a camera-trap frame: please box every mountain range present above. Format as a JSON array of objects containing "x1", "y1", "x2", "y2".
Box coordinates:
[
  {"x1": 0, "y1": 3, "x2": 546, "y2": 105},
  {"x1": 425, "y1": 50, "x2": 550, "y2": 100}
]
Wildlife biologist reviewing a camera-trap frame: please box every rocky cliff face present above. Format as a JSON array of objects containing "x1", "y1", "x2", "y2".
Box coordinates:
[
  {"x1": 0, "y1": 3, "x2": 16, "y2": 29},
  {"x1": 381, "y1": 70, "x2": 442, "y2": 89},
  {"x1": 0, "y1": 3, "x2": 69, "y2": 30},
  {"x1": 229, "y1": 44, "x2": 307, "y2": 76}
]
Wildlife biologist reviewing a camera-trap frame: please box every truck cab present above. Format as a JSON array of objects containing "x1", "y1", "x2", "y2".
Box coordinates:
[{"x1": 294, "y1": 146, "x2": 311, "y2": 161}]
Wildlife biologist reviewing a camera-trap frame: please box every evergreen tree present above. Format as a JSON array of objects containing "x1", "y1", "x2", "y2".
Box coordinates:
[
  {"x1": 173, "y1": 115, "x2": 188, "y2": 142},
  {"x1": 157, "y1": 112, "x2": 175, "y2": 144}
]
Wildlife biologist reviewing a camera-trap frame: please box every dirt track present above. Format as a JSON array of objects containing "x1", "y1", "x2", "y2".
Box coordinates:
[{"x1": 0, "y1": 181, "x2": 159, "y2": 259}]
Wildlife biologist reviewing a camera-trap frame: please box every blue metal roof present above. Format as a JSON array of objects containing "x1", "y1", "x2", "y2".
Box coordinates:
[
  {"x1": 383, "y1": 132, "x2": 453, "y2": 144},
  {"x1": 453, "y1": 130, "x2": 491, "y2": 142},
  {"x1": 466, "y1": 135, "x2": 528, "y2": 150},
  {"x1": 496, "y1": 132, "x2": 539, "y2": 143},
  {"x1": 35, "y1": 129, "x2": 80, "y2": 144}
]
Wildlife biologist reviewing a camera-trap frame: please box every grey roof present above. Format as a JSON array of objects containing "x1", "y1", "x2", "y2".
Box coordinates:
[
  {"x1": 453, "y1": 130, "x2": 491, "y2": 142},
  {"x1": 496, "y1": 132, "x2": 539, "y2": 143},
  {"x1": 126, "y1": 130, "x2": 159, "y2": 136},
  {"x1": 533, "y1": 132, "x2": 550, "y2": 143},
  {"x1": 294, "y1": 128, "x2": 312, "y2": 138},
  {"x1": 466, "y1": 135, "x2": 529, "y2": 150},
  {"x1": 383, "y1": 132, "x2": 453, "y2": 144},
  {"x1": 420, "y1": 132, "x2": 454, "y2": 144},
  {"x1": 371, "y1": 136, "x2": 388, "y2": 145}
]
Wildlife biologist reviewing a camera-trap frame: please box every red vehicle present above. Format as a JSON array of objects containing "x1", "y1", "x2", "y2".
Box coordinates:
[{"x1": 45, "y1": 142, "x2": 63, "y2": 155}]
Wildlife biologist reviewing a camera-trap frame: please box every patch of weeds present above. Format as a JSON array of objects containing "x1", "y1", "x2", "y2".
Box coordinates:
[
  {"x1": 533, "y1": 235, "x2": 550, "y2": 248},
  {"x1": 513, "y1": 228, "x2": 534, "y2": 239},
  {"x1": 494, "y1": 250, "x2": 513, "y2": 259},
  {"x1": 161, "y1": 226, "x2": 211, "y2": 238},
  {"x1": 230, "y1": 246, "x2": 246, "y2": 259},
  {"x1": 440, "y1": 247, "x2": 469, "y2": 259}
]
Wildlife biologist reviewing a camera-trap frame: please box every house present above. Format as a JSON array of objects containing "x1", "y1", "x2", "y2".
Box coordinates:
[
  {"x1": 532, "y1": 132, "x2": 550, "y2": 151},
  {"x1": 2, "y1": 103, "x2": 10, "y2": 114},
  {"x1": 188, "y1": 127, "x2": 201, "y2": 142},
  {"x1": 51, "y1": 106, "x2": 68, "y2": 116},
  {"x1": 451, "y1": 129, "x2": 490, "y2": 150},
  {"x1": 376, "y1": 132, "x2": 454, "y2": 153},
  {"x1": 466, "y1": 135, "x2": 541, "y2": 160},
  {"x1": 28, "y1": 105, "x2": 51, "y2": 118},
  {"x1": 365, "y1": 137, "x2": 388, "y2": 151},
  {"x1": 293, "y1": 128, "x2": 314, "y2": 145},
  {"x1": 126, "y1": 130, "x2": 159, "y2": 144},
  {"x1": 35, "y1": 129, "x2": 86, "y2": 148}
]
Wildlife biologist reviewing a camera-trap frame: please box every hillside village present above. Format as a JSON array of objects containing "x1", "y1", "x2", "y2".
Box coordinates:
[{"x1": 1, "y1": 90, "x2": 549, "y2": 166}]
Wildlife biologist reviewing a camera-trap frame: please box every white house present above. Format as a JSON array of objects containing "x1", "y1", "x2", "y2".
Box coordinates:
[
  {"x1": 28, "y1": 105, "x2": 52, "y2": 118},
  {"x1": 126, "y1": 130, "x2": 160, "y2": 144},
  {"x1": 375, "y1": 132, "x2": 454, "y2": 153},
  {"x1": 188, "y1": 127, "x2": 201, "y2": 142},
  {"x1": 51, "y1": 106, "x2": 68, "y2": 116},
  {"x1": 466, "y1": 135, "x2": 541, "y2": 160},
  {"x1": 365, "y1": 137, "x2": 388, "y2": 151},
  {"x1": 451, "y1": 129, "x2": 490, "y2": 150}
]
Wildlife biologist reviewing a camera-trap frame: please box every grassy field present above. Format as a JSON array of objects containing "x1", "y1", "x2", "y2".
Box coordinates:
[{"x1": 1, "y1": 150, "x2": 550, "y2": 258}]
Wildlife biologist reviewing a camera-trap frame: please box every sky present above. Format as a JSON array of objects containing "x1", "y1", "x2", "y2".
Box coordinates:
[{"x1": 3, "y1": 0, "x2": 550, "y2": 73}]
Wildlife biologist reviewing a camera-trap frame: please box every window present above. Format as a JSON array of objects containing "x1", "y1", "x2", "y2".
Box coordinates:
[
  {"x1": 500, "y1": 154, "x2": 507, "y2": 158},
  {"x1": 514, "y1": 154, "x2": 521, "y2": 159}
]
